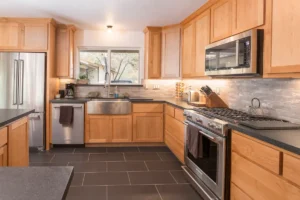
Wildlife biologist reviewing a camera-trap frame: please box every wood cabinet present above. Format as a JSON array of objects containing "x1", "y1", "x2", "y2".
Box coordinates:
[
  {"x1": 85, "y1": 115, "x2": 132, "y2": 143},
  {"x1": 23, "y1": 23, "x2": 48, "y2": 50},
  {"x1": 283, "y1": 154, "x2": 300, "y2": 187},
  {"x1": 161, "y1": 25, "x2": 181, "y2": 78},
  {"x1": 0, "y1": 22, "x2": 21, "y2": 50},
  {"x1": 182, "y1": 22, "x2": 194, "y2": 78},
  {"x1": 0, "y1": 127, "x2": 8, "y2": 167},
  {"x1": 133, "y1": 113, "x2": 163, "y2": 142},
  {"x1": 144, "y1": 27, "x2": 162, "y2": 79},
  {"x1": 230, "y1": 183, "x2": 252, "y2": 200},
  {"x1": 56, "y1": 25, "x2": 76, "y2": 78},
  {"x1": 133, "y1": 103, "x2": 164, "y2": 113},
  {"x1": 231, "y1": 0, "x2": 264, "y2": 35},
  {"x1": 210, "y1": 0, "x2": 232, "y2": 42},
  {"x1": 8, "y1": 117, "x2": 29, "y2": 167}
]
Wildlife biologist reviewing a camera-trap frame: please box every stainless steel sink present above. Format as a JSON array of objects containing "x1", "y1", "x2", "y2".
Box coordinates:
[{"x1": 87, "y1": 99, "x2": 132, "y2": 115}]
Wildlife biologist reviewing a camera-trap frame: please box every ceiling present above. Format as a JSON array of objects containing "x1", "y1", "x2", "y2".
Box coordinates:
[{"x1": 0, "y1": 0, "x2": 207, "y2": 31}]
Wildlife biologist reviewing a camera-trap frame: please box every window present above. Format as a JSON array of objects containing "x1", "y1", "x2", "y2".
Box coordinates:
[{"x1": 79, "y1": 48, "x2": 140, "y2": 85}]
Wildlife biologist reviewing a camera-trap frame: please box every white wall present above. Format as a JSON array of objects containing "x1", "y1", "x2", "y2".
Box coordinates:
[{"x1": 74, "y1": 29, "x2": 145, "y2": 79}]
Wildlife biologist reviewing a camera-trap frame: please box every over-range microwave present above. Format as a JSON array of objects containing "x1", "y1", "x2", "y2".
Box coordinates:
[{"x1": 205, "y1": 29, "x2": 263, "y2": 77}]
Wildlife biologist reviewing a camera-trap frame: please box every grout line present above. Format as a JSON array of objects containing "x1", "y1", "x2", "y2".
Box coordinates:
[
  {"x1": 144, "y1": 161, "x2": 149, "y2": 171},
  {"x1": 155, "y1": 185, "x2": 164, "y2": 200},
  {"x1": 87, "y1": 153, "x2": 90, "y2": 162},
  {"x1": 73, "y1": 148, "x2": 76, "y2": 154},
  {"x1": 127, "y1": 172, "x2": 132, "y2": 185},
  {"x1": 106, "y1": 162, "x2": 108, "y2": 172},
  {"x1": 123, "y1": 153, "x2": 127, "y2": 162},
  {"x1": 138, "y1": 147, "x2": 141, "y2": 152},
  {"x1": 106, "y1": 186, "x2": 108, "y2": 200},
  {"x1": 169, "y1": 171, "x2": 178, "y2": 184},
  {"x1": 49, "y1": 154, "x2": 55, "y2": 163},
  {"x1": 82, "y1": 173, "x2": 86, "y2": 186},
  {"x1": 156, "y1": 152, "x2": 163, "y2": 161}
]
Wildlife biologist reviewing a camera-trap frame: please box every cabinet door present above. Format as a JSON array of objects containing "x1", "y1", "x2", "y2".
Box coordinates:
[
  {"x1": 232, "y1": 0, "x2": 264, "y2": 34},
  {"x1": 270, "y1": 0, "x2": 300, "y2": 74},
  {"x1": 193, "y1": 10, "x2": 210, "y2": 77},
  {"x1": 182, "y1": 22, "x2": 195, "y2": 78},
  {"x1": 23, "y1": 23, "x2": 48, "y2": 50},
  {"x1": 111, "y1": 115, "x2": 132, "y2": 143},
  {"x1": 133, "y1": 113, "x2": 163, "y2": 142},
  {"x1": 148, "y1": 31, "x2": 162, "y2": 78},
  {"x1": 87, "y1": 116, "x2": 111, "y2": 143},
  {"x1": 211, "y1": 0, "x2": 232, "y2": 42},
  {"x1": 0, "y1": 22, "x2": 21, "y2": 49},
  {"x1": 0, "y1": 145, "x2": 8, "y2": 167},
  {"x1": 8, "y1": 117, "x2": 29, "y2": 166},
  {"x1": 162, "y1": 25, "x2": 181, "y2": 78}
]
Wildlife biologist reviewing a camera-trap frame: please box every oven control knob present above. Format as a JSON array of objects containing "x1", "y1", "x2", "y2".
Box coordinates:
[
  {"x1": 196, "y1": 118, "x2": 203, "y2": 123},
  {"x1": 215, "y1": 126, "x2": 222, "y2": 131},
  {"x1": 208, "y1": 122, "x2": 215, "y2": 128}
]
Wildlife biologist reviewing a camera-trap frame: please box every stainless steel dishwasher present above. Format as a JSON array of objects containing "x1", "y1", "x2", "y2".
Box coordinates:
[{"x1": 51, "y1": 103, "x2": 84, "y2": 144}]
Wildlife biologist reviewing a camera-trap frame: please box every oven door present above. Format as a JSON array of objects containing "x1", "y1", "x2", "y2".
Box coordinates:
[{"x1": 184, "y1": 121, "x2": 226, "y2": 200}]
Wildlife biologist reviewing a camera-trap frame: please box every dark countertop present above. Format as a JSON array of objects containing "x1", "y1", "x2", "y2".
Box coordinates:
[
  {"x1": 229, "y1": 123, "x2": 300, "y2": 155},
  {"x1": 50, "y1": 97, "x2": 195, "y2": 110},
  {"x1": 0, "y1": 167, "x2": 74, "y2": 200},
  {"x1": 0, "y1": 109, "x2": 35, "y2": 127}
]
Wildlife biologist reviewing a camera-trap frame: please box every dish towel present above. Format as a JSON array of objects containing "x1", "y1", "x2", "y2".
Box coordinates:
[
  {"x1": 187, "y1": 125, "x2": 203, "y2": 159},
  {"x1": 59, "y1": 106, "x2": 74, "y2": 125}
]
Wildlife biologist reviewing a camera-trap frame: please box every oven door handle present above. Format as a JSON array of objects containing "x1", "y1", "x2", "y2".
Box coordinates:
[{"x1": 199, "y1": 130, "x2": 216, "y2": 142}]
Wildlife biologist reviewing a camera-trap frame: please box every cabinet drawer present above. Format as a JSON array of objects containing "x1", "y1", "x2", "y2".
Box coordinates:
[
  {"x1": 0, "y1": 127, "x2": 8, "y2": 147},
  {"x1": 232, "y1": 131, "x2": 280, "y2": 174},
  {"x1": 283, "y1": 154, "x2": 300, "y2": 187},
  {"x1": 165, "y1": 130, "x2": 184, "y2": 164},
  {"x1": 164, "y1": 104, "x2": 175, "y2": 117},
  {"x1": 230, "y1": 183, "x2": 252, "y2": 200},
  {"x1": 174, "y1": 108, "x2": 185, "y2": 123},
  {"x1": 231, "y1": 152, "x2": 300, "y2": 200},
  {"x1": 165, "y1": 115, "x2": 184, "y2": 144},
  {"x1": 133, "y1": 103, "x2": 163, "y2": 113}
]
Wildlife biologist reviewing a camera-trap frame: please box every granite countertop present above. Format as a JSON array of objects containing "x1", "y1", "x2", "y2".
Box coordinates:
[
  {"x1": 0, "y1": 167, "x2": 73, "y2": 200},
  {"x1": 50, "y1": 97, "x2": 195, "y2": 110},
  {"x1": 0, "y1": 109, "x2": 35, "y2": 127},
  {"x1": 229, "y1": 123, "x2": 300, "y2": 155}
]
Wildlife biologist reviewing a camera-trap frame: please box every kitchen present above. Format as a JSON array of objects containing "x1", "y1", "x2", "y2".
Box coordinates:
[{"x1": 0, "y1": 0, "x2": 300, "y2": 200}]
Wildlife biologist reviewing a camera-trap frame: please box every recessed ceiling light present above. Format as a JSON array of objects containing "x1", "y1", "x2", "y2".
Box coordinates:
[{"x1": 107, "y1": 25, "x2": 113, "y2": 32}]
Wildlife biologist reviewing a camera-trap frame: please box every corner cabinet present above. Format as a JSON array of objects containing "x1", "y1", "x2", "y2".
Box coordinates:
[
  {"x1": 144, "y1": 27, "x2": 162, "y2": 79},
  {"x1": 56, "y1": 25, "x2": 76, "y2": 78}
]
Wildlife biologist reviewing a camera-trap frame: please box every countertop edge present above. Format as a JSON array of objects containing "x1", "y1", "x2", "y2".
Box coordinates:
[{"x1": 0, "y1": 109, "x2": 35, "y2": 128}]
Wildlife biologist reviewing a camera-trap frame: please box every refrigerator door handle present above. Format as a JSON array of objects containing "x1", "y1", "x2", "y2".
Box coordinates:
[
  {"x1": 13, "y1": 59, "x2": 19, "y2": 105},
  {"x1": 29, "y1": 115, "x2": 40, "y2": 120},
  {"x1": 19, "y1": 59, "x2": 24, "y2": 105}
]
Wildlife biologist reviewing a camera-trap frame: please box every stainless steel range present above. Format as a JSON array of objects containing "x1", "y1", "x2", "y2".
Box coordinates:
[{"x1": 182, "y1": 107, "x2": 298, "y2": 200}]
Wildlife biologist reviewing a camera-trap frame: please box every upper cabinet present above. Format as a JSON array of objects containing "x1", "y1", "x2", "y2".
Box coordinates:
[
  {"x1": 56, "y1": 24, "x2": 76, "y2": 78},
  {"x1": 144, "y1": 27, "x2": 162, "y2": 79},
  {"x1": 161, "y1": 25, "x2": 181, "y2": 78},
  {"x1": 231, "y1": 0, "x2": 264, "y2": 35},
  {"x1": 182, "y1": 22, "x2": 195, "y2": 78},
  {"x1": 0, "y1": 18, "x2": 52, "y2": 51},
  {"x1": 211, "y1": 0, "x2": 232, "y2": 42}
]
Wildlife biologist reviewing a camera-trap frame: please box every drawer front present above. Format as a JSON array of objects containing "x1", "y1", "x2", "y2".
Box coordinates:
[
  {"x1": 230, "y1": 183, "x2": 252, "y2": 200},
  {"x1": 133, "y1": 103, "x2": 163, "y2": 113},
  {"x1": 232, "y1": 152, "x2": 300, "y2": 200},
  {"x1": 174, "y1": 108, "x2": 185, "y2": 123},
  {"x1": 232, "y1": 131, "x2": 280, "y2": 174},
  {"x1": 164, "y1": 104, "x2": 175, "y2": 117},
  {"x1": 283, "y1": 154, "x2": 300, "y2": 187},
  {"x1": 165, "y1": 115, "x2": 184, "y2": 144},
  {"x1": 0, "y1": 127, "x2": 8, "y2": 147},
  {"x1": 165, "y1": 130, "x2": 184, "y2": 164}
]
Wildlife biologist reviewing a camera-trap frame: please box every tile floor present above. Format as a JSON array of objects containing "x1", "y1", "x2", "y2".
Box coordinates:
[{"x1": 30, "y1": 146, "x2": 203, "y2": 200}]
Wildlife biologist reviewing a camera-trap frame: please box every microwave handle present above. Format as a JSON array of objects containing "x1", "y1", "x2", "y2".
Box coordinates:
[{"x1": 199, "y1": 130, "x2": 216, "y2": 142}]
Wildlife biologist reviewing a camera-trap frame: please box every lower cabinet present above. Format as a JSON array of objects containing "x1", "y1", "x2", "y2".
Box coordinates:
[
  {"x1": 85, "y1": 115, "x2": 132, "y2": 143},
  {"x1": 8, "y1": 117, "x2": 29, "y2": 166},
  {"x1": 0, "y1": 145, "x2": 8, "y2": 167},
  {"x1": 132, "y1": 113, "x2": 164, "y2": 142}
]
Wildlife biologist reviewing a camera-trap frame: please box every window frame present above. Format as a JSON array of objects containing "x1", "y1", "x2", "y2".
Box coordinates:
[{"x1": 78, "y1": 46, "x2": 142, "y2": 86}]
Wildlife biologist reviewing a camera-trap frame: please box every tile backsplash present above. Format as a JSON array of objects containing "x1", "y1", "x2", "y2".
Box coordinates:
[{"x1": 60, "y1": 78, "x2": 300, "y2": 124}]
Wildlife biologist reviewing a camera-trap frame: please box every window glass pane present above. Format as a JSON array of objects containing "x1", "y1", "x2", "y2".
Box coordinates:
[
  {"x1": 79, "y1": 50, "x2": 108, "y2": 84},
  {"x1": 110, "y1": 50, "x2": 140, "y2": 84}
]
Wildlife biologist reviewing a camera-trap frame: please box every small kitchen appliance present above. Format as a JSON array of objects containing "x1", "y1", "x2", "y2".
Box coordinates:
[{"x1": 65, "y1": 84, "x2": 75, "y2": 99}]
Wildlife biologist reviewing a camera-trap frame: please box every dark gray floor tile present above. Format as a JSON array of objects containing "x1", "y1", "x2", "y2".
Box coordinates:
[
  {"x1": 108, "y1": 162, "x2": 147, "y2": 172},
  {"x1": 138, "y1": 146, "x2": 171, "y2": 152},
  {"x1": 170, "y1": 171, "x2": 189, "y2": 184},
  {"x1": 30, "y1": 162, "x2": 68, "y2": 167},
  {"x1": 156, "y1": 184, "x2": 203, "y2": 200},
  {"x1": 69, "y1": 162, "x2": 106, "y2": 173},
  {"x1": 145, "y1": 161, "x2": 182, "y2": 171},
  {"x1": 29, "y1": 154, "x2": 54, "y2": 163},
  {"x1": 107, "y1": 147, "x2": 139, "y2": 153},
  {"x1": 89, "y1": 153, "x2": 124, "y2": 162},
  {"x1": 66, "y1": 186, "x2": 106, "y2": 200},
  {"x1": 51, "y1": 154, "x2": 89, "y2": 162},
  {"x1": 129, "y1": 171, "x2": 176, "y2": 185},
  {"x1": 71, "y1": 173, "x2": 84, "y2": 186},
  {"x1": 158, "y1": 152, "x2": 178, "y2": 161},
  {"x1": 124, "y1": 152, "x2": 161, "y2": 161},
  {"x1": 84, "y1": 172, "x2": 130, "y2": 186},
  {"x1": 49, "y1": 148, "x2": 75, "y2": 154},
  {"x1": 108, "y1": 185, "x2": 161, "y2": 200},
  {"x1": 74, "y1": 147, "x2": 106, "y2": 154}
]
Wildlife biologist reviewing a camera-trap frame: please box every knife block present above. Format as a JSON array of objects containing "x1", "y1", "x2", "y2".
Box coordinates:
[{"x1": 205, "y1": 92, "x2": 228, "y2": 108}]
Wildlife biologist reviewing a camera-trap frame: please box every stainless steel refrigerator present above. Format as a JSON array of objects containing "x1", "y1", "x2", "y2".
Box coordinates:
[{"x1": 0, "y1": 52, "x2": 46, "y2": 149}]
